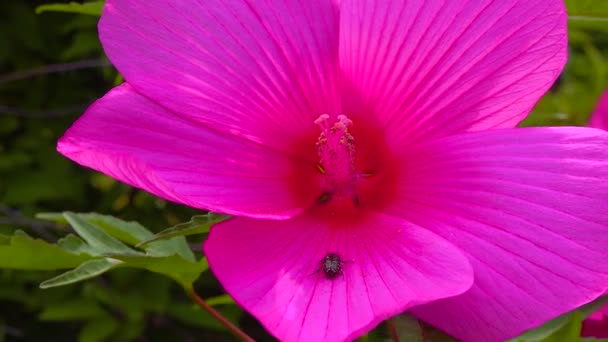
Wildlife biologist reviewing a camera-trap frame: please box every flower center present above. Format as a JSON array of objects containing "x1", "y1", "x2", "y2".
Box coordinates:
[
  {"x1": 286, "y1": 112, "x2": 399, "y2": 222},
  {"x1": 314, "y1": 114, "x2": 362, "y2": 204}
]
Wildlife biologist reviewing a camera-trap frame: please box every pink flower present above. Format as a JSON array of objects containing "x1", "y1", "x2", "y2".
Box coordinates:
[
  {"x1": 582, "y1": 304, "x2": 608, "y2": 338},
  {"x1": 581, "y1": 92, "x2": 608, "y2": 339},
  {"x1": 58, "y1": 1, "x2": 608, "y2": 341},
  {"x1": 589, "y1": 91, "x2": 608, "y2": 131}
]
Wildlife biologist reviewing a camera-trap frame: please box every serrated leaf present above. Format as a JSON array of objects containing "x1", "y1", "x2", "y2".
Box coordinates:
[
  {"x1": 0, "y1": 230, "x2": 92, "y2": 270},
  {"x1": 35, "y1": 1, "x2": 104, "y2": 16},
  {"x1": 107, "y1": 254, "x2": 208, "y2": 290},
  {"x1": 40, "y1": 258, "x2": 120, "y2": 289},
  {"x1": 63, "y1": 212, "x2": 140, "y2": 255},
  {"x1": 137, "y1": 213, "x2": 228, "y2": 247}
]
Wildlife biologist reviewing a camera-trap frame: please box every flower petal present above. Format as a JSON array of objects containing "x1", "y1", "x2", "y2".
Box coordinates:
[
  {"x1": 339, "y1": 0, "x2": 566, "y2": 146},
  {"x1": 204, "y1": 212, "x2": 473, "y2": 342},
  {"x1": 582, "y1": 303, "x2": 608, "y2": 338},
  {"x1": 58, "y1": 84, "x2": 319, "y2": 219},
  {"x1": 590, "y1": 91, "x2": 608, "y2": 130},
  {"x1": 99, "y1": 0, "x2": 340, "y2": 153},
  {"x1": 382, "y1": 127, "x2": 608, "y2": 341}
]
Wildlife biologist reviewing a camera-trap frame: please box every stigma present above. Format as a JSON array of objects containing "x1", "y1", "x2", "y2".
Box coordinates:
[{"x1": 315, "y1": 114, "x2": 360, "y2": 201}]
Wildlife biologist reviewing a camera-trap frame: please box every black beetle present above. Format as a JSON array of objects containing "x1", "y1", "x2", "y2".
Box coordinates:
[{"x1": 310, "y1": 253, "x2": 352, "y2": 279}]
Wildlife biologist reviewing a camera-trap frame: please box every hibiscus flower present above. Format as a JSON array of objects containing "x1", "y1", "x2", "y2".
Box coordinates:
[
  {"x1": 581, "y1": 91, "x2": 608, "y2": 339},
  {"x1": 58, "y1": 1, "x2": 608, "y2": 341}
]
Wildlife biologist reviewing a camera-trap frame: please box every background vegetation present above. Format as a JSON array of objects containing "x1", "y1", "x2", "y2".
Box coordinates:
[{"x1": 0, "y1": 1, "x2": 606, "y2": 341}]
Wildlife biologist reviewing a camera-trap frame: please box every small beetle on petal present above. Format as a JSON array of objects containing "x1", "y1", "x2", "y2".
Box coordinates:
[{"x1": 311, "y1": 253, "x2": 352, "y2": 280}]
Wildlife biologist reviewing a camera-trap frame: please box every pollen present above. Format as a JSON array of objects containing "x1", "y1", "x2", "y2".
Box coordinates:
[{"x1": 315, "y1": 114, "x2": 359, "y2": 200}]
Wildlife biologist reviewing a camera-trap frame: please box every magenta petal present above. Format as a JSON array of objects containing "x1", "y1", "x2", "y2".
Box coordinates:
[
  {"x1": 382, "y1": 127, "x2": 608, "y2": 341},
  {"x1": 204, "y1": 212, "x2": 473, "y2": 341},
  {"x1": 58, "y1": 84, "x2": 316, "y2": 219},
  {"x1": 590, "y1": 91, "x2": 608, "y2": 130},
  {"x1": 582, "y1": 304, "x2": 608, "y2": 338},
  {"x1": 98, "y1": 0, "x2": 340, "y2": 151},
  {"x1": 339, "y1": 0, "x2": 566, "y2": 146}
]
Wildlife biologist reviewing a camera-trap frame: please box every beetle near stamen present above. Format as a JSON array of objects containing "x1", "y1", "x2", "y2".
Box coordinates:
[{"x1": 309, "y1": 253, "x2": 353, "y2": 280}]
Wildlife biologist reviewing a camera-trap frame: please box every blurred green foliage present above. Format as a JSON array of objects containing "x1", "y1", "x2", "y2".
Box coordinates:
[
  {"x1": 0, "y1": 1, "x2": 607, "y2": 341},
  {"x1": 0, "y1": 1, "x2": 255, "y2": 340}
]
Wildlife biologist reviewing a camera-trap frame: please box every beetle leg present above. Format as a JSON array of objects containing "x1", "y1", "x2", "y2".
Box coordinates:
[{"x1": 308, "y1": 267, "x2": 322, "y2": 277}]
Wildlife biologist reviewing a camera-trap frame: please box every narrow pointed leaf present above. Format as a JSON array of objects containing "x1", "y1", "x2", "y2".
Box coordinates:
[
  {"x1": 81, "y1": 213, "x2": 153, "y2": 245},
  {"x1": 35, "y1": 1, "x2": 104, "y2": 16},
  {"x1": 137, "y1": 213, "x2": 228, "y2": 247},
  {"x1": 82, "y1": 213, "x2": 195, "y2": 260},
  {"x1": 79, "y1": 213, "x2": 195, "y2": 259},
  {"x1": 63, "y1": 212, "x2": 139, "y2": 255},
  {"x1": 36, "y1": 212, "x2": 68, "y2": 224},
  {"x1": 41, "y1": 211, "x2": 194, "y2": 260},
  {"x1": 57, "y1": 234, "x2": 100, "y2": 256},
  {"x1": 40, "y1": 258, "x2": 120, "y2": 289}
]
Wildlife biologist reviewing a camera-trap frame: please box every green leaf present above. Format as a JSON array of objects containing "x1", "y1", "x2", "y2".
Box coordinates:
[
  {"x1": 36, "y1": 212, "x2": 68, "y2": 224},
  {"x1": 77, "y1": 213, "x2": 153, "y2": 245},
  {"x1": 38, "y1": 299, "x2": 108, "y2": 321},
  {"x1": 137, "y1": 213, "x2": 228, "y2": 247},
  {"x1": 0, "y1": 234, "x2": 12, "y2": 244},
  {"x1": 579, "y1": 296, "x2": 608, "y2": 318},
  {"x1": 566, "y1": 0, "x2": 608, "y2": 29},
  {"x1": 35, "y1": 1, "x2": 104, "y2": 16},
  {"x1": 79, "y1": 316, "x2": 120, "y2": 342},
  {"x1": 566, "y1": 0, "x2": 608, "y2": 18},
  {"x1": 108, "y1": 254, "x2": 208, "y2": 290},
  {"x1": 205, "y1": 294, "x2": 235, "y2": 307},
  {"x1": 0, "y1": 230, "x2": 92, "y2": 270},
  {"x1": 392, "y1": 314, "x2": 424, "y2": 342},
  {"x1": 25, "y1": 212, "x2": 207, "y2": 289},
  {"x1": 62, "y1": 212, "x2": 140, "y2": 256},
  {"x1": 167, "y1": 302, "x2": 243, "y2": 331},
  {"x1": 507, "y1": 301, "x2": 608, "y2": 342},
  {"x1": 510, "y1": 314, "x2": 573, "y2": 342},
  {"x1": 41, "y1": 212, "x2": 195, "y2": 261},
  {"x1": 33, "y1": 212, "x2": 208, "y2": 289},
  {"x1": 57, "y1": 234, "x2": 99, "y2": 256},
  {"x1": 144, "y1": 236, "x2": 195, "y2": 262},
  {"x1": 40, "y1": 258, "x2": 120, "y2": 289}
]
